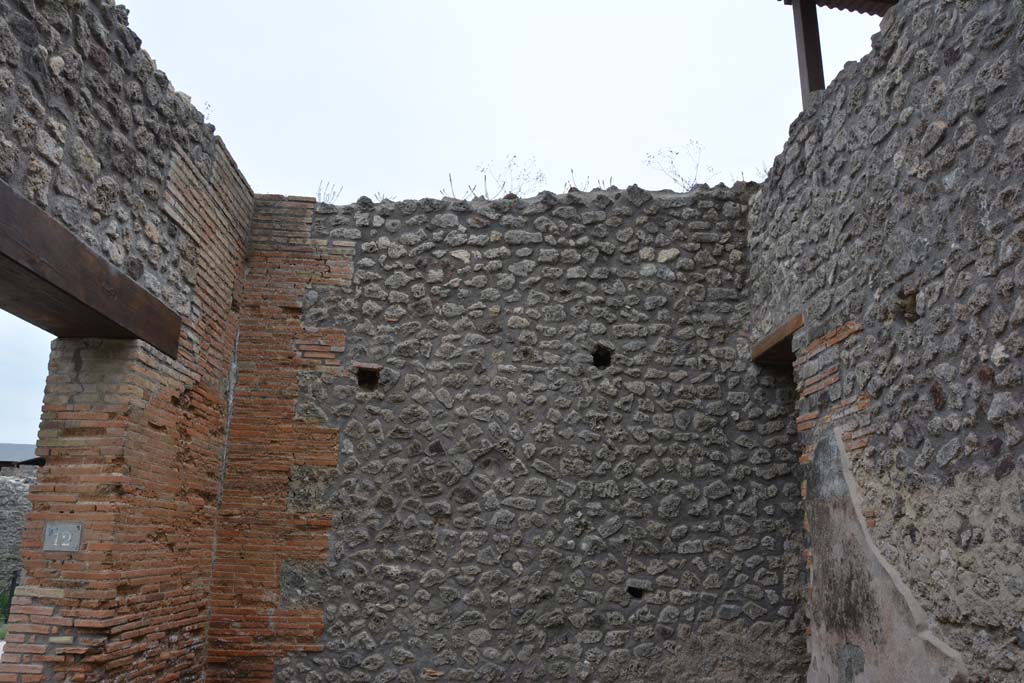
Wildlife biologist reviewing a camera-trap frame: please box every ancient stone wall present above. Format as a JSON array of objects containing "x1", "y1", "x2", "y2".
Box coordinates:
[
  {"x1": 1, "y1": 0, "x2": 1022, "y2": 680},
  {"x1": 223, "y1": 185, "x2": 811, "y2": 683},
  {"x1": 0, "y1": 464, "x2": 36, "y2": 594},
  {"x1": 749, "y1": 0, "x2": 1024, "y2": 679},
  {"x1": 0, "y1": 0, "x2": 225, "y2": 313},
  {"x1": 0, "y1": 1, "x2": 255, "y2": 680}
]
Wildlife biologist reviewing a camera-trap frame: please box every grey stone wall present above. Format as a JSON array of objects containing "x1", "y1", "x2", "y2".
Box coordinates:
[
  {"x1": 4, "y1": 0, "x2": 1020, "y2": 679},
  {"x1": 749, "y1": 0, "x2": 1024, "y2": 679},
  {"x1": 0, "y1": 0, "x2": 239, "y2": 314},
  {"x1": 277, "y1": 185, "x2": 808, "y2": 682},
  {"x1": 0, "y1": 464, "x2": 36, "y2": 596}
]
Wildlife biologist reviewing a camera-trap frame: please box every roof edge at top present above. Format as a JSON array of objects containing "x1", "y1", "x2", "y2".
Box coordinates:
[{"x1": 780, "y1": 0, "x2": 899, "y2": 17}]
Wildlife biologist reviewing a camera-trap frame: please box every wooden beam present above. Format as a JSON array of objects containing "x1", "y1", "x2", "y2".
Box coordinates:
[
  {"x1": 752, "y1": 312, "x2": 805, "y2": 365},
  {"x1": 0, "y1": 180, "x2": 181, "y2": 358},
  {"x1": 791, "y1": 0, "x2": 826, "y2": 107}
]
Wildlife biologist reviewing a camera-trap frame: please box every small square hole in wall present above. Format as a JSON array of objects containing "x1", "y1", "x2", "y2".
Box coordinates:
[
  {"x1": 356, "y1": 365, "x2": 380, "y2": 391},
  {"x1": 592, "y1": 344, "x2": 613, "y2": 369},
  {"x1": 626, "y1": 586, "x2": 644, "y2": 599}
]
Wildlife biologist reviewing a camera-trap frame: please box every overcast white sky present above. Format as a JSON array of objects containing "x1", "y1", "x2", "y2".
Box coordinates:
[{"x1": 0, "y1": 1, "x2": 881, "y2": 444}]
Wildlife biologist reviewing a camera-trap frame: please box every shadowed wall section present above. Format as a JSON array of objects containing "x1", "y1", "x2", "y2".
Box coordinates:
[
  {"x1": 750, "y1": 0, "x2": 1024, "y2": 679},
  {"x1": 804, "y1": 429, "x2": 965, "y2": 682}
]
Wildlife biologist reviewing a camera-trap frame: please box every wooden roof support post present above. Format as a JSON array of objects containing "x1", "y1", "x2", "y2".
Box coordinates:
[{"x1": 791, "y1": 0, "x2": 826, "y2": 107}]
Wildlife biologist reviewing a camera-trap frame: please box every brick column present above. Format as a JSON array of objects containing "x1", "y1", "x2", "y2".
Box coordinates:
[
  {"x1": 0, "y1": 146, "x2": 253, "y2": 682},
  {"x1": 206, "y1": 196, "x2": 354, "y2": 681}
]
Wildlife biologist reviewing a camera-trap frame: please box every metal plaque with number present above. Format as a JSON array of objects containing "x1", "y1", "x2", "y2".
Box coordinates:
[{"x1": 43, "y1": 522, "x2": 82, "y2": 552}]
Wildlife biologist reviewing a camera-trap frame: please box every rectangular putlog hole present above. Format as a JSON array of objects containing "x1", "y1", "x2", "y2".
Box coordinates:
[
  {"x1": 356, "y1": 366, "x2": 380, "y2": 393},
  {"x1": 355, "y1": 363, "x2": 381, "y2": 391}
]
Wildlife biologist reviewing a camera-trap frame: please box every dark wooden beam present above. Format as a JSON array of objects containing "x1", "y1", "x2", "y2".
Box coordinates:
[
  {"x1": 0, "y1": 180, "x2": 181, "y2": 358},
  {"x1": 791, "y1": 0, "x2": 826, "y2": 107},
  {"x1": 752, "y1": 312, "x2": 805, "y2": 365}
]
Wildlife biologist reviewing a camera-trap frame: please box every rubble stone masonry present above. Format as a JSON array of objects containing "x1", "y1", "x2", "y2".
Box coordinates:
[
  {"x1": 0, "y1": 0, "x2": 1022, "y2": 681},
  {"x1": 750, "y1": 0, "x2": 1024, "y2": 679},
  {"x1": 0, "y1": 464, "x2": 36, "y2": 595},
  {"x1": 261, "y1": 186, "x2": 807, "y2": 682}
]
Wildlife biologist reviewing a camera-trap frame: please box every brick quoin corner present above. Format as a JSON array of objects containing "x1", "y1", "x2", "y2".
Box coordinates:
[{"x1": 0, "y1": 0, "x2": 1022, "y2": 681}]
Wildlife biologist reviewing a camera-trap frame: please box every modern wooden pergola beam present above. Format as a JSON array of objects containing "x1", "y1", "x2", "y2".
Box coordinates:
[
  {"x1": 780, "y1": 0, "x2": 899, "y2": 108},
  {"x1": 0, "y1": 179, "x2": 181, "y2": 358},
  {"x1": 789, "y1": 0, "x2": 825, "y2": 108}
]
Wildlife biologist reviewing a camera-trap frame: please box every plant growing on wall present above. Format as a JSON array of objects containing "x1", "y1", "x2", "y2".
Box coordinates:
[
  {"x1": 644, "y1": 139, "x2": 717, "y2": 191},
  {"x1": 562, "y1": 169, "x2": 614, "y2": 192},
  {"x1": 316, "y1": 180, "x2": 344, "y2": 204},
  {"x1": 442, "y1": 155, "x2": 547, "y2": 200}
]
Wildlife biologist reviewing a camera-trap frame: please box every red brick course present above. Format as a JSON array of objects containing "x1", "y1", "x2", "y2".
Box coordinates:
[
  {"x1": 793, "y1": 321, "x2": 863, "y2": 369},
  {"x1": 793, "y1": 319, "x2": 875, "y2": 624},
  {"x1": 206, "y1": 196, "x2": 354, "y2": 681}
]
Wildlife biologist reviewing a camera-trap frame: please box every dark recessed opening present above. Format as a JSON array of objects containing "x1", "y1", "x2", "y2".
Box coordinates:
[
  {"x1": 357, "y1": 366, "x2": 380, "y2": 391},
  {"x1": 592, "y1": 344, "x2": 612, "y2": 369},
  {"x1": 900, "y1": 288, "x2": 919, "y2": 322},
  {"x1": 626, "y1": 586, "x2": 644, "y2": 599},
  {"x1": 751, "y1": 313, "x2": 803, "y2": 366}
]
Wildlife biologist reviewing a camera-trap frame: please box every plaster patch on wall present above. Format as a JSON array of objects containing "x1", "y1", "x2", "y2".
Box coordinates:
[{"x1": 805, "y1": 428, "x2": 966, "y2": 683}]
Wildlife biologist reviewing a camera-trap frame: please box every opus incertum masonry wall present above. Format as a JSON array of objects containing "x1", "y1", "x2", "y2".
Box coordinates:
[
  {"x1": 0, "y1": 464, "x2": 36, "y2": 593},
  {"x1": 266, "y1": 186, "x2": 807, "y2": 682},
  {"x1": 751, "y1": 1, "x2": 1024, "y2": 680},
  {"x1": 199, "y1": 189, "x2": 807, "y2": 683},
  {"x1": 0, "y1": 0, "x2": 1022, "y2": 681}
]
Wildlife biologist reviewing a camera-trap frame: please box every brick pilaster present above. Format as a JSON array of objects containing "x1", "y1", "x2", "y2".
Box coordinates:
[
  {"x1": 0, "y1": 145, "x2": 253, "y2": 682},
  {"x1": 206, "y1": 196, "x2": 354, "y2": 681}
]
